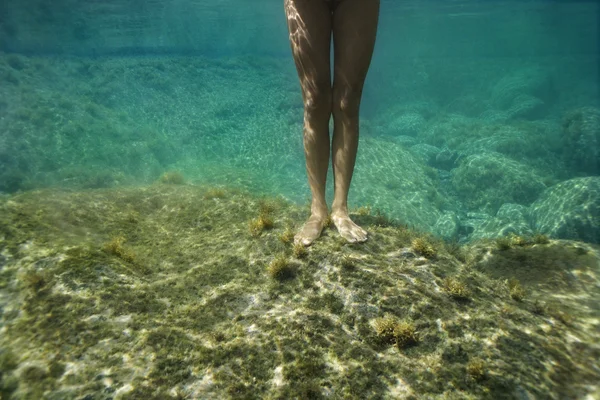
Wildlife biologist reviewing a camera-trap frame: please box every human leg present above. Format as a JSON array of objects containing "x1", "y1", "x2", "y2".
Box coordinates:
[
  {"x1": 285, "y1": 0, "x2": 333, "y2": 245},
  {"x1": 330, "y1": 0, "x2": 379, "y2": 243}
]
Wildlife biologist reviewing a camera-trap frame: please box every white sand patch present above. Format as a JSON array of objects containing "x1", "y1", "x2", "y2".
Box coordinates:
[
  {"x1": 186, "y1": 369, "x2": 216, "y2": 397},
  {"x1": 387, "y1": 377, "x2": 414, "y2": 398},
  {"x1": 114, "y1": 383, "x2": 134, "y2": 399},
  {"x1": 271, "y1": 365, "x2": 284, "y2": 387}
]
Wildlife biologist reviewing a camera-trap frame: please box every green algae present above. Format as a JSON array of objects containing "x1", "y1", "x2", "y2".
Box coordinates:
[
  {"x1": 158, "y1": 170, "x2": 185, "y2": 185},
  {"x1": 442, "y1": 277, "x2": 471, "y2": 300},
  {"x1": 411, "y1": 236, "x2": 437, "y2": 258},
  {"x1": 507, "y1": 278, "x2": 526, "y2": 301},
  {"x1": 0, "y1": 185, "x2": 599, "y2": 399},
  {"x1": 267, "y1": 254, "x2": 295, "y2": 281}
]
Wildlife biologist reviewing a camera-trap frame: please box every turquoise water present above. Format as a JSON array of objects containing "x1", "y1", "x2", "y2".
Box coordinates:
[
  {"x1": 0, "y1": 0, "x2": 598, "y2": 243},
  {"x1": 0, "y1": 1, "x2": 599, "y2": 399}
]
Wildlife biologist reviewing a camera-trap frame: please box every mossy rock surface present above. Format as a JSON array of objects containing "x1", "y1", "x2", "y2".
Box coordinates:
[
  {"x1": 452, "y1": 152, "x2": 546, "y2": 214},
  {"x1": 0, "y1": 185, "x2": 599, "y2": 399},
  {"x1": 531, "y1": 176, "x2": 600, "y2": 244}
]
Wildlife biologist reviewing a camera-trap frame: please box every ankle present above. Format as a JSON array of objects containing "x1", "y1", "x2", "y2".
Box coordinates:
[
  {"x1": 331, "y1": 205, "x2": 348, "y2": 216},
  {"x1": 311, "y1": 209, "x2": 329, "y2": 219},
  {"x1": 311, "y1": 203, "x2": 328, "y2": 217}
]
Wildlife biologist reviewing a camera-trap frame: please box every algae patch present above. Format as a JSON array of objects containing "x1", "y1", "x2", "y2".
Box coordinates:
[{"x1": 0, "y1": 185, "x2": 598, "y2": 399}]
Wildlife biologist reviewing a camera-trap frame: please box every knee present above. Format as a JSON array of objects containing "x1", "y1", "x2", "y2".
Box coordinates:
[
  {"x1": 332, "y1": 86, "x2": 362, "y2": 117},
  {"x1": 303, "y1": 85, "x2": 332, "y2": 116}
]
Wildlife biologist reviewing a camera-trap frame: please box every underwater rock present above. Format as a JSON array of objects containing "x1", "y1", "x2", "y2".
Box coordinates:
[
  {"x1": 479, "y1": 109, "x2": 510, "y2": 124},
  {"x1": 496, "y1": 203, "x2": 531, "y2": 224},
  {"x1": 451, "y1": 152, "x2": 546, "y2": 214},
  {"x1": 481, "y1": 205, "x2": 532, "y2": 240},
  {"x1": 419, "y1": 113, "x2": 473, "y2": 149},
  {"x1": 458, "y1": 125, "x2": 540, "y2": 161},
  {"x1": 389, "y1": 135, "x2": 418, "y2": 147},
  {"x1": 352, "y1": 137, "x2": 441, "y2": 231},
  {"x1": 459, "y1": 212, "x2": 491, "y2": 239},
  {"x1": 409, "y1": 143, "x2": 439, "y2": 165},
  {"x1": 443, "y1": 94, "x2": 490, "y2": 118},
  {"x1": 461, "y1": 204, "x2": 533, "y2": 242},
  {"x1": 432, "y1": 147, "x2": 458, "y2": 170},
  {"x1": 1, "y1": 186, "x2": 599, "y2": 399},
  {"x1": 489, "y1": 67, "x2": 554, "y2": 119},
  {"x1": 386, "y1": 111, "x2": 426, "y2": 137},
  {"x1": 433, "y1": 211, "x2": 460, "y2": 240},
  {"x1": 530, "y1": 176, "x2": 600, "y2": 243},
  {"x1": 561, "y1": 106, "x2": 600, "y2": 175},
  {"x1": 505, "y1": 94, "x2": 545, "y2": 120},
  {"x1": 408, "y1": 144, "x2": 458, "y2": 172}
]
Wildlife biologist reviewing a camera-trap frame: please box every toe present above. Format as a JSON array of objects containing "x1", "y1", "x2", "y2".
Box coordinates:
[
  {"x1": 295, "y1": 236, "x2": 311, "y2": 247},
  {"x1": 349, "y1": 224, "x2": 367, "y2": 243},
  {"x1": 353, "y1": 228, "x2": 367, "y2": 243},
  {"x1": 342, "y1": 232, "x2": 357, "y2": 243}
]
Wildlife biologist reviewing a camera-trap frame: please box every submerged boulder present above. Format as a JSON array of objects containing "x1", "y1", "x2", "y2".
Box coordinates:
[
  {"x1": 489, "y1": 67, "x2": 554, "y2": 120},
  {"x1": 381, "y1": 111, "x2": 427, "y2": 137},
  {"x1": 0, "y1": 185, "x2": 598, "y2": 399},
  {"x1": 530, "y1": 177, "x2": 600, "y2": 243},
  {"x1": 352, "y1": 137, "x2": 442, "y2": 231},
  {"x1": 465, "y1": 203, "x2": 534, "y2": 242},
  {"x1": 561, "y1": 107, "x2": 600, "y2": 175},
  {"x1": 451, "y1": 152, "x2": 546, "y2": 214},
  {"x1": 433, "y1": 210, "x2": 460, "y2": 240}
]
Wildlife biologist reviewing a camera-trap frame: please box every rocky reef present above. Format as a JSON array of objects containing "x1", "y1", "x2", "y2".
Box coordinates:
[{"x1": 1, "y1": 184, "x2": 598, "y2": 399}]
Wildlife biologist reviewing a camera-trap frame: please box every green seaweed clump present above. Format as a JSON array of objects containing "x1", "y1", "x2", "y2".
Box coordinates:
[
  {"x1": 510, "y1": 234, "x2": 530, "y2": 247},
  {"x1": 340, "y1": 255, "x2": 355, "y2": 270},
  {"x1": 354, "y1": 206, "x2": 371, "y2": 216},
  {"x1": 292, "y1": 242, "x2": 307, "y2": 259},
  {"x1": 258, "y1": 199, "x2": 277, "y2": 216},
  {"x1": 495, "y1": 233, "x2": 530, "y2": 250},
  {"x1": 20, "y1": 270, "x2": 48, "y2": 293},
  {"x1": 279, "y1": 228, "x2": 295, "y2": 244},
  {"x1": 393, "y1": 321, "x2": 418, "y2": 348},
  {"x1": 158, "y1": 170, "x2": 185, "y2": 185},
  {"x1": 411, "y1": 237, "x2": 436, "y2": 258},
  {"x1": 373, "y1": 209, "x2": 394, "y2": 227},
  {"x1": 249, "y1": 214, "x2": 274, "y2": 237},
  {"x1": 533, "y1": 233, "x2": 550, "y2": 244},
  {"x1": 495, "y1": 236, "x2": 513, "y2": 251},
  {"x1": 249, "y1": 200, "x2": 276, "y2": 237},
  {"x1": 374, "y1": 316, "x2": 418, "y2": 349},
  {"x1": 103, "y1": 236, "x2": 136, "y2": 263},
  {"x1": 466, "y1": 358, "x2": 486, "y2": 381},
  {"x1": 204, "y1": 187, "x2": 227, "y2": 199},
  {"x1": 267, "y1": 254, "x2": 294, "y2": 280},
  {"x1": 508, "y1": 278, "x2": 526, "y2": 301},
  {"x1": 442, "y1": 277, "x2": 470, "y2": 300}
]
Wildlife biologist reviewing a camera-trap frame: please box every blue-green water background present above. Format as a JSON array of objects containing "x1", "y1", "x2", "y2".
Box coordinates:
[{"x1": 1, "y1": 0, "x2": 598, "y2": 243}]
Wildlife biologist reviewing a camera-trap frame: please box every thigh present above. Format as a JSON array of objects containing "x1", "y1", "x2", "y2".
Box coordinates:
[
  {"x1": 285, "y1": 0, "x2": 333, "y2": 103},
  {"x1": 332, "y1": 0, "x2": 380, "y2": 95}
]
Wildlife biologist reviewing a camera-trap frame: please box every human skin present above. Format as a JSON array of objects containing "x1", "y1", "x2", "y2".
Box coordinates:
[{"x1": 284, "y1": 0, "x2": 380, "y2": 245}]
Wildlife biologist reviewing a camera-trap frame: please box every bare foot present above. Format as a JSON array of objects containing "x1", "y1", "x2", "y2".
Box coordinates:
[
  {"x1": 295, "y1": 214, "x2": 328, "y2": 246},
  {"x1": 331, "y1": 212, "x2": 368, "y2": 243}
]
